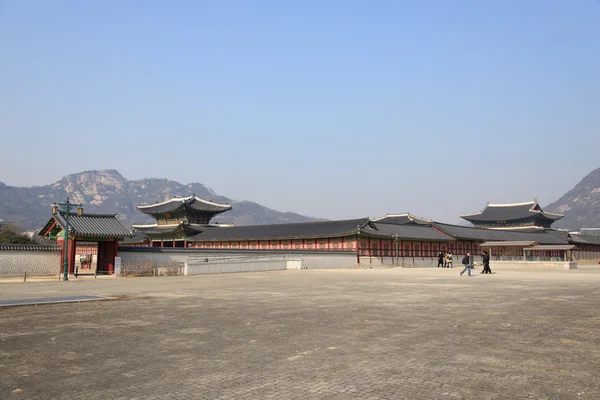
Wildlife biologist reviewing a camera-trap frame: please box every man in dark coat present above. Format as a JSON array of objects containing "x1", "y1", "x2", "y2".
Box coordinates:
[
  {"x1": 437, "y1": 252, "x2": 444, "y2": 268},
  {"x1": 482, "y1": 251, "x2": 492, "y2": 274}
]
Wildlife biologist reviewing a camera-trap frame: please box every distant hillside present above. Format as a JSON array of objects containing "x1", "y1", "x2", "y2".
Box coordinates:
[
  {"x1": 546, "y1": 167, "x2": 600, "y2": 230},
  {"x1": 0, "y1": 170, "x2": 322, "y2": 231}
]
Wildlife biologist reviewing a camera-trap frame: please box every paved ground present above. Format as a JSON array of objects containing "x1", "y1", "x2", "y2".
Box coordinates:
[{"x1": 1, "y1": 268, "x2": 600, "y2": 400}]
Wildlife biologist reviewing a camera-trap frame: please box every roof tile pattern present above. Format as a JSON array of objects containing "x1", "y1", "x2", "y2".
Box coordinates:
[
  {"x1": 189, "y1": 218, "x2": 371, "y2": 241},
  {"x1": 461, "y1": 201, "x2": 563, "y2": 223},
  {"x1": 366, "y1": 223, "x2": 454, "y2": 241},
  {"x1": 138, "y1": 195, "x2": 231, "y2": 215},
  {"x1": 133, "y1": 223, "x2": 206, "y2": 235},
  {"x1": 433, "y1": 222, "x2": 568, "y2": 245},
  {"x1": 51, "y1": 212, "x2": 133, "y2": 238},
  {"x1": 0, "y1": 244, "x2": 61, "y2": 251}
]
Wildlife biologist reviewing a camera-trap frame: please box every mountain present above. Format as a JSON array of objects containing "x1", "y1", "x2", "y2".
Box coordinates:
[
  {"x1": 546, "y1": 167, "x2": 600, "y2": 230},
  {"x1": 0, "y1": 170, "x2": 322, "y2": 231}
]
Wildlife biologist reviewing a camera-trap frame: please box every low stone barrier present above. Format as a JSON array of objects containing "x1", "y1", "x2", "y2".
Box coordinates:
[
  {"x1": 490, "y1": 260, "x2": 577, "y2": 271},
  {"x1": 0, "y1": 244, "x2": 61, "y2": 277}
]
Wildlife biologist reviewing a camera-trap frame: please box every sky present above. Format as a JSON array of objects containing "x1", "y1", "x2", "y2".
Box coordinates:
[{"x1": 1, "y1": 1, "x2": 599, "y2": 224}]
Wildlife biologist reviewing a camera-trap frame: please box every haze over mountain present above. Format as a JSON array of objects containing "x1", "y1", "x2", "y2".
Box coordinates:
[
  {"x1": 546, "y1": 167, "x2": 600, "y2": 231},
  {"x1": 0, "y1": 170, "x2": 321, "y2": 231}
]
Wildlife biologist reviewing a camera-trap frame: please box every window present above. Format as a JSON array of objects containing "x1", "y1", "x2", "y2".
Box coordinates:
[
  {"x1": 295, "y1": 244, "x2": 301, "y2": 249},
  {"x1": 306, "y1": 243, "x2": 313, "y2": 248},
  {"x1": 346, "y1": 242, "x2": 354, "y2": 249},
  {"x1": 319, "y1": 243, "x2": 326, "y2": 249},
  {"x1": 332, "y1": 243, "x2": 339, "y2": 248},
  {"x1": 261, "y1": 244, "x2": 268, "y2": 249},
  {"x1": 283, "y1": 244, "x2": 289, "y2": 249}
]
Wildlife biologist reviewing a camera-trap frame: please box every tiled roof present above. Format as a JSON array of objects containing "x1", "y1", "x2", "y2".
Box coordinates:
[
  {"x1": 460, "y1": 201, "x2": 564, "y2": 223},
  {"x1": 189, "y1": 218, "x2": 371, "y2": 241},
  {"x1": 119, "y1": 232, "x2": 150, "y2": 243},
  {"x1": 480, "y1": 241, "x2": 538, "y2": 247},
  {"x1": 132, "y1": 223, "x2": 206, "y2": 236},
  {"x1": 365, "y1": 223, "x2": 455, "y2": 242},
  {"x1": 432, "y1": 222, "x2": 568, "y2": 245},
  {"x1": 569, "y1": 234, "x2": 600, "y2": 246},
  {"x1": 0, "y1": 244, "x2": 61, "y2": 251},
  {"x1": 372, "y1": 213, "x2": 432, "y2": 225},
  {"x1": 526, "y1": 244, "x2": 576, "y2": 251},
  {"x1": 40, "y1": 212, "x2": 134, "y2": 238},
  {"x1": 138, "y1": 195, "x2": 231, "y2": 215}
]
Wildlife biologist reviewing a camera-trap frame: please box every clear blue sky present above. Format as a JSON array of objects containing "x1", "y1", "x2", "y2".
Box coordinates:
[{"x1": 1, "y1": 1, "x2": 599, "y2": 223}]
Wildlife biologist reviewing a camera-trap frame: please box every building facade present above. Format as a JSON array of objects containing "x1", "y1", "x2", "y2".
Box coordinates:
[
  {"x1": 123, "y1": 198, "x2": 600, "y2": 264},
  {"x1": 132, "y1": 195, "x2": 232, "y2": 247},
  {"x1": 460, "y1": 200, "x2": 564, "y2": 229}
]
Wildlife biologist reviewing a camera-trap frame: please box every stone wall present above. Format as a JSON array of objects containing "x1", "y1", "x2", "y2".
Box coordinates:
[
  {"x1": 118, "y1": 248, "x2": 366, "y2": 274},
  {"x1": 186, "y1": 258, "x2": 289, "y2": 275},
  {"x1": 118, "y1": 248, "x2": 479, "y2": 272},
  {"x1": 0, "y1": 245, "x2": 62, "y2": 277}
]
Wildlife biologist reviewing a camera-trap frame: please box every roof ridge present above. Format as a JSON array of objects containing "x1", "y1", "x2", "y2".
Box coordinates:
[
  {"x1": 138, "y1": 195, "x2": 193, "y2": 209},
  {"x1": 486, "y1": 200, "x2": 536, "y2": 207},
  {"x1": 372, "y1": 213, "x2": 410, "y2": 221},
  {"x1": 192, "y1": 196, "x2": 231, "y2": 208},
  {"x1": 372, "y1": 213, "x2": 432, "y2": 223}
]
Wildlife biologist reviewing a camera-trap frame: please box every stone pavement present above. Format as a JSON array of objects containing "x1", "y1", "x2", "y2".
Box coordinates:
[{"x1": 1, "y1": 268, "x2": 600, "y2": 400}]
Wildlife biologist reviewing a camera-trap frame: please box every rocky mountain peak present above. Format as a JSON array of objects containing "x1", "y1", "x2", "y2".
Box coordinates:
[
  {"x1": 546, "y1": 166, "x2": 600, "y2": 230},
  {"x1": 0, "y1": 169, "x2": 320, "y2": 230}
]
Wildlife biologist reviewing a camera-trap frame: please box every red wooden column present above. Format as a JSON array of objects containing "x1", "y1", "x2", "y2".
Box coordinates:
[{"x1": 68, "y1": 238, "x2": 77, "y2": 274}]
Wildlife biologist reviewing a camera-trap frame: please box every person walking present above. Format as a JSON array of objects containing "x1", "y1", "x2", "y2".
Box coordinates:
[
  {"x1": 437, "y1": 252, "x2": 444, "y2": 268},
  {"x1": 482, "y1": 251, "x2": 492, "y2": 274},
  {"x1": 447, "y1": 252, "x2": 453, "y2": 268},
  {"x1": 460, "y1": 252, "x2": 472, "y2": 276}
]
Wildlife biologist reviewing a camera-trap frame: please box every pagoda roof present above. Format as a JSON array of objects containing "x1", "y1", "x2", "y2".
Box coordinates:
[
  {"x1": 39, "y1": 212, "x2": 134, "y2": 239},
  {"x1": 372, "y1": 213, "x2": 432, "y2": 225},
  {"x1": 189, "y1": 218, "x2": 373, "y2": 242},
  {"x1": 432, "y1": 222, "x2": 568, "y2": 245},
  {"x1": 460, "y1": 200, "x2": 564, "y2": 223},
  {"x1": 132, "y1": 223, "x2": 207, "y2": 236},
  {"x1": 138, "y1": 195, "x2": 231, "y2": 215}
]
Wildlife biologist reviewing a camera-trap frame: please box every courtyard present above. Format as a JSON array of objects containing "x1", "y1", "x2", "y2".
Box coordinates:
[{"x1": 1, "y1": 268, "x2": 600, "y2": 400}]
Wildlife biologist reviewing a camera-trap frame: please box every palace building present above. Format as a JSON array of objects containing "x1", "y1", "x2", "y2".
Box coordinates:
[
  {"x1": 132, "y1": 195, "x2": 232, "y2": 247},
  {"x1": 460, "y1": 199, "x2": 564, "y2": 230},
  {"x1": 122, "y1": 196, "x2": 600, "y2": 264},
  {"x1": 29, "y1": 196, "x2": 599, "y2": 279}
]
